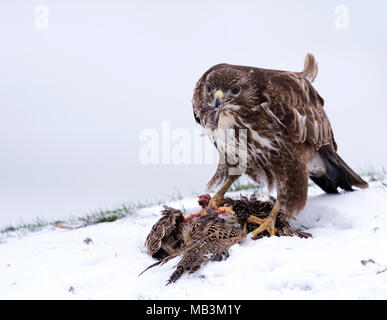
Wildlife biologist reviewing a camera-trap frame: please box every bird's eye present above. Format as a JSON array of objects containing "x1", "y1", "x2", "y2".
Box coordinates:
[
  {"x1": 230, "y1": 86, "x2": 241, "y2": 96},
  {"x1": 206, "y1": 86, "x2": 212, "y2": 94}
]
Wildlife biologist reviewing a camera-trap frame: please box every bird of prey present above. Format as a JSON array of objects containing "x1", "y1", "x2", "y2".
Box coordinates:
[{"x1": 192, "y1": 54, "x2": 368, "y2": 238}]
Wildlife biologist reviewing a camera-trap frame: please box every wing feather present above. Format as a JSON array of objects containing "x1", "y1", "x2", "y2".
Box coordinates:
[
  {"x1": 265, "y1": 72, "x2": 336, "y2": 150},
  {"x1": 144, "y1": 207, "x2": 184, "y2": 256}
]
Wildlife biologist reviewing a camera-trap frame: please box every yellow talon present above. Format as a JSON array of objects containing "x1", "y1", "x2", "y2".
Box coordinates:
[
  {"x1": 217, "y1": 206, "x2": 235, "y2": 215},
  {"x1": 207, "y1": 194, "x2": 225, "y2": 210},
  {"x1": 248, "y1": 199, "x2": 281, "y2": 239}
]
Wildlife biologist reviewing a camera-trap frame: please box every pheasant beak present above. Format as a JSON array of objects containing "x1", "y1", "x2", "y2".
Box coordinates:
[{"x1": 214, "y1": 90, "x2": 225, "y2": 108}]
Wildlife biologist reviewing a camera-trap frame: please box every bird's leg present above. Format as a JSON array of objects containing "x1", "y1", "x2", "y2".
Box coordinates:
[
  {"x1": 204, "y1": 176, "x2": 238, "y2": 214},
  {"x1": 247, "y1": 199, "x2": 281, "y2": 238}
]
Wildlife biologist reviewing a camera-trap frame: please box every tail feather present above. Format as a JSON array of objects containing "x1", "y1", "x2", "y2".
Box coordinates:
[
  {"x1": 310, "y1": 145, "x2": 368, "y2": 194},
  {"x1": 298, "y1": 53, "x2": 318, "y2": 82}
]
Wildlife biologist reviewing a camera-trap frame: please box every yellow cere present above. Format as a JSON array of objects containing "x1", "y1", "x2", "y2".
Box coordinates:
[{"x1": 214, "y1": 90, "x2": 224, "y2": 100}]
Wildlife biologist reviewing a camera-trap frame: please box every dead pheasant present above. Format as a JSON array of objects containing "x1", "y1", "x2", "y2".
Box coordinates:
[
  {"x1": 141, "y1": 193, "x2": 311, "y2": 284},
  {"x1": 145, "y1": 207, "x2": 185, "y2": 260}
]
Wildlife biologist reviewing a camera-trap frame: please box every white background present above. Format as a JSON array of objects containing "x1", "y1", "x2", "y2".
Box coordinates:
[{"x1": 0, "y1": 0, "x2": 386, "y2": 225}]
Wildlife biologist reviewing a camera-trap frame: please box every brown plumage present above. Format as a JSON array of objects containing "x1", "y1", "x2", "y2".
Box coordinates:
[
  {"x1": 166, "y1": 212, "x2": 246, "y2": 284},
  {"x1": 142, "y1": 206, "x2": 246, "y2": 284},
  {"x1": 142, "y1": 194, "x2": 311, "y2": 284},
  {"x1": 193, "y1": 53, "x2": 368, "y2": 220},
  {"x1": 144, "y1": 207, "x2": 184, "y2": 260}
]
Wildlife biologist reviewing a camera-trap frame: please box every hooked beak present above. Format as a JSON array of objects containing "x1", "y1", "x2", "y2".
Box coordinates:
[{"x1": 213, "y1": 90, "x2": 225, "y2": 108}]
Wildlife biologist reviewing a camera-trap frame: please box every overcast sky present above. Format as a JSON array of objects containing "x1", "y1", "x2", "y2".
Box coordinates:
[{"x1": 0, "y1": 0, "x2": 386, "y2": 225}]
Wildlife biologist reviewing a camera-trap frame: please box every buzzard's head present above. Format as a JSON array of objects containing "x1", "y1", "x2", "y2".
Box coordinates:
[{"x1": 192, "y1": 64, "x2": 263, "y2": 130}]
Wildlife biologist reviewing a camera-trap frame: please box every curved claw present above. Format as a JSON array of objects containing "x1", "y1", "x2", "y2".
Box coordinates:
[
  {"x1": 248, "y1": 199, "x2": 281, "y2": 239},
  {"x1": 250, "y1": 217, "x2": 277, "y2": 238},
  {"x1": 202, "y1": 195, "x2": 225, "y2": 216}
]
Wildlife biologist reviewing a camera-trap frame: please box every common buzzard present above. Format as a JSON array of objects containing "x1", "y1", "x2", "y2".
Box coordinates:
[{"x1": 192, "y1": 54, "x2": 368, "y2": 237}]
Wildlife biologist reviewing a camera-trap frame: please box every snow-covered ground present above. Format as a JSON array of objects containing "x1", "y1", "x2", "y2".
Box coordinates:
[{"x1": 1, "y1": 179, "x2": 387, "y2": 300}]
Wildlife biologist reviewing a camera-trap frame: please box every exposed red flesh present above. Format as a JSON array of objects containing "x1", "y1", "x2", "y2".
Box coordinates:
[
  {"x1": 197, "y1": 194, "x2": 211, "y2": 208},
  {"x1": 179, "y1": 195, "x2": 233, "y2": 225}
]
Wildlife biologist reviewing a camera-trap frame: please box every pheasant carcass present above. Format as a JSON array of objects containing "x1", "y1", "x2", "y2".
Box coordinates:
[{"x1": 142, "y1": 194, "x2": 311, "y2": 284}]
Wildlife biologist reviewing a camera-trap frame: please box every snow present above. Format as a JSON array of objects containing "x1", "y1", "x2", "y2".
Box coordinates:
[{"x1": 1, "y1": 181, "x2": 387, "y2": 300}]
